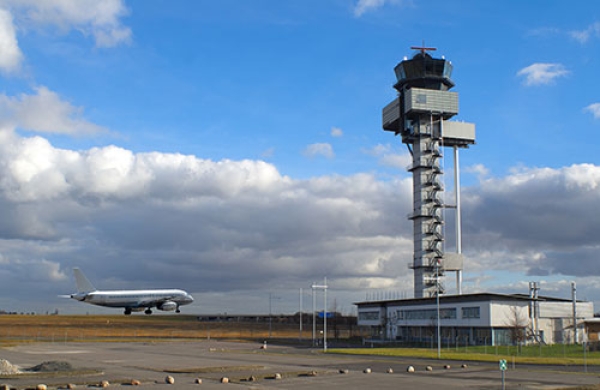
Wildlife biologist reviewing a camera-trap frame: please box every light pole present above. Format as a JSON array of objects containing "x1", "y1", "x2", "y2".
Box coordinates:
[
  {"x1": 436, "y1": 260, "x2": 441, "y2": 359},
  {"x1": 299, "y1": 288, "x2": 302, "y2": 340},
  {"x1": 312, "y1": 285, "x2": 316, "y2": 346},
  {"x1": 269, "y1": 293, "x2": 280, "y2": 338},
  {"x1": 311, "y1": 277, "x2": 328, "y2": 351}
]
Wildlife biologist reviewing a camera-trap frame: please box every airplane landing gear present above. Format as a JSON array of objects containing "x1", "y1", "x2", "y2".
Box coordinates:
[
  {"x1": 124, "y1": 308, "x2": 132, "y2": 315},
  {"x1": 145, "y1": 308, "x2": 152, "y2": 315},
  {"x1": 176, "y1": 307, "x2": 181, "y2": 313}
]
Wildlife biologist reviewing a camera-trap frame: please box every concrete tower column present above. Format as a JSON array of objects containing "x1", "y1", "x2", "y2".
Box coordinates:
[{"x1": 382, "y1": 47, "x2": 475, "y2": 298}]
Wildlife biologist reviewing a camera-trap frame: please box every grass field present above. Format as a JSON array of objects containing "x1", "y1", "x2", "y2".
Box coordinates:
[
  {"x1": 2, "y1": 314, "x2": 598, "y2": 368},
  {"x1": 0, "y1": 314, "x2": 357, "y2": 344},
  {"x1": 329, "y1": 344, "x2": 600, "y2": 366}
]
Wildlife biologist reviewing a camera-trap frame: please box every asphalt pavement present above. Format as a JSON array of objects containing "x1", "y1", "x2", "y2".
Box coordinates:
[{"x1": 1, "y1": 340, "x2": 599, "y2": 389}]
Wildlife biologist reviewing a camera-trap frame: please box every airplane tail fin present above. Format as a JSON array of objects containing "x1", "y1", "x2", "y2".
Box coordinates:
[{"x1": 73, "y1": 267, "x2": 96, "y2": 293}]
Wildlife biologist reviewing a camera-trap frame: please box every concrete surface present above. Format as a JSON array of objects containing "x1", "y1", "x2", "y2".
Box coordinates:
[{"x1": 1, "y1": 340, "x2": 599, "y2": 389}]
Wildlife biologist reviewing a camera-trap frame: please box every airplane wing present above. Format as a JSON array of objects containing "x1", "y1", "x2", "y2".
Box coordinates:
[
  {"x1": 137, "y1": 296, "x2": 179, "y2": 312},
  {"x1": 134, "y1": 299, "x2": 157, "y2": 308},
  {"x1": 135, "y1": 296, "x2": 174, "y2": 308}
]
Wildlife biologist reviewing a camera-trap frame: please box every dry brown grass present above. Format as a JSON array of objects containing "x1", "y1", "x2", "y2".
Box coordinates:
[{"x1": 0, "y1": 314, "x2": 356, "y2": 343}]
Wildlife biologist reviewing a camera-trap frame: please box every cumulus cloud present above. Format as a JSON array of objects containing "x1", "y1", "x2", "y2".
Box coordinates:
[
  {"x1": 303, "y1": 142, "x2": 335, "y2": 159},
  {"x1": 517, "y1": 63, "x2": 569, "y2": 86},
  {"x1": 330, "y1": 126, "x2": 343, "y2": 137},
  {"x1": 364, "y1": 143, "x2": 411, "y2": 169},
  {"x1": 1, "y1": 0, "x2": 131, "y2": 48},
  {"x1": 2, "y1": 131, "x2": 600, "y2": 312},
  {"x1": 0, "y1": 0, "x2": 130, "y2": 75},
  {"x1": 0, "y1": 86, "x2": 107, "y2": 135},
  {"x1": 260, "y1": 147, "x2": 275, "y2": 158},
  {"x1": 353, "y1": 0, "x2": 412, "y2": 17},
  {"x1": 465, "y1": 164, "x2": 489, "y2": 180},
  {"x1": 0, "y1": 130, "x2": 414, "y2": 310},
  {"x1": 526, "y1": 27, "x2": 560, "y2": 38},
  {"x1": 463, "y1": 164, "x2": 600, "y2": 279},
  {"x1": 584, "y1": 103, "x2": 600, "y2": 119},
  {"x1": 354, "y1": 0, "x2": 385, "y2": 17},
  {"x1": 0, "y1": 8, "x2": 22, "y2": 74},
  {"x1": 570, "y1": 22, "x2": 600, "y2": 44}
]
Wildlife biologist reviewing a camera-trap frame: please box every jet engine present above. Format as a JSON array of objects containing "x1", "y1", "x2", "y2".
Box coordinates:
[
  {"x1": 70, "y1": 292, "x2": 88, "y2": 301},
  {"x1": 157, "y1": 301, "x2": 177, "y2": 311}
]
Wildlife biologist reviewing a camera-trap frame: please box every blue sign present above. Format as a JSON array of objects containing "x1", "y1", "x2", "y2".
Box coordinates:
[{"x1": 317, "y1": 311, "x2": 333, "y2": 318}]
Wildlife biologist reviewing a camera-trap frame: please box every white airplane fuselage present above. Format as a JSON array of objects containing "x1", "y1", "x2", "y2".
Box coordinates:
[
  {"x1": 68, "y1": 268, "x2": 194, "y2": 315},
  {"x1": 73, "y1": 289, "x2": 193, "y2": 309}
]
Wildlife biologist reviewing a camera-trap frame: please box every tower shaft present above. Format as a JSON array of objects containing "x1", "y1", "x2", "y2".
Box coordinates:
[
  {"x1": 382, "y1": 48, "x2": 475, "y2": 298},
  {"x1": 409, "y1": 115, "x2": 445, "y2": 297}
]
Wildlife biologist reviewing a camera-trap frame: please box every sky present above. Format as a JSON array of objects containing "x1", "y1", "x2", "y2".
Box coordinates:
[{"x1": 0, "y1": 0, "x2": 599, "y2": 316}]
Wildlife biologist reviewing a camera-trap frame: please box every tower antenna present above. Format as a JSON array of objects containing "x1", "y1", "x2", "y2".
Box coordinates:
[{"x1": 410, "y1": 45, "x2": 437, "y2": 54}]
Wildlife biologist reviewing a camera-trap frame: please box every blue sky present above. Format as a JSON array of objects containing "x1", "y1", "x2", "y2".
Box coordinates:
[{"x1": 0, "y1": 0, "x2": 599, "y2": 315}]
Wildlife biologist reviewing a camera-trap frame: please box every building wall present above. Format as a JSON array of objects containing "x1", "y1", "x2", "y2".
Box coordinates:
[
  {"x1": 489, "y1": 301, "x2": 529, "y2": 327},
  {"x1": 539, "y1": 301, "x2": 594, "y2": 318},
  {"x1": 357, "y1": 296, "x2": 594, "y2": 345}
]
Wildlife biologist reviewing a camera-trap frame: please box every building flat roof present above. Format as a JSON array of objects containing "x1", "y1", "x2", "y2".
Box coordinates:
[{"x1": 355, "y1": 292, "x2": 584, "y2": 308}]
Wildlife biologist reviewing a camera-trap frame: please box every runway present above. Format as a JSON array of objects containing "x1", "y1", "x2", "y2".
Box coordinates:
[{"x1": 1, "y1": 340, "x2": 599, "y2": 389}]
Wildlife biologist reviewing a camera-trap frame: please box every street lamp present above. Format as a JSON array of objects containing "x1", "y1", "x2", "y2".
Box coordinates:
[
  {"x1": 436, "y1": 259, "x2": 441, "y2": 359},
  {"x1": 269, "y1": 293, "x2": 280, "y2": 338},
  {"x1": 311, "y1": 277, "x2": 328, "y2": 351}
]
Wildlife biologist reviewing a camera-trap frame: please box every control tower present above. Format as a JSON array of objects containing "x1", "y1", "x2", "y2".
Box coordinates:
[{"x1": 382, "y1": 47, "x2": 475, "y2": 298}]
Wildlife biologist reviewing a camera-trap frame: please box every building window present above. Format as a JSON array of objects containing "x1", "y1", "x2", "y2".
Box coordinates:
[
  {"x1": 462, "y1": 306, "x2": 480, "y2": 319},
  {"x1": 397, "y1": 308, "x2": 456, "y2": 320},
  {"x1": 359, "y1": 311, "x2": 379, "y2": 321},
  {"x1": 440, "y1": 308, "x2": 457, "y2": 319}
]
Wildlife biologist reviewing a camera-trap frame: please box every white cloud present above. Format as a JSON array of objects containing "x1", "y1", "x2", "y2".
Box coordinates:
[
  {"x1": 379, "y1": 153, "x2": 411, "y2": 169},
  {"x1": 526, "y1": 27, "x2": 560, "y2": 38},
  {"x1": 0, "y1": 8, "x2": 23, "y2": 74},
  {"x1": 464, "y1": 164, "x2": 600, "y2": 277},
  {"x1": 584, "y1": 103, "x2": 600, "y2": 119},
  {"x1": 0, "y1": 131, "x2": 414, "y2": 311},
  {"x1": 330, "y1": 126, "x2": 343, "y2": 137},
  {"x1": 1, "y1": 0, "x2": 131, "y2": 48},
  {"x1": 1, "y1": 131, "x2": 600, "y2": 312},
  {"x1": 0, "y1": 0, "x2": 130, "y2": 75},
  {"x1": 0, "y1": 86, "x2": 107, "y2": 135},
  {"x1": 363, "y1": 144, "x2": 389, "y2": 156},
  {"x1": 570, "y1": 22, "x2": 600, "y2": 44},
  {"x1": 261, "y1": 147, "x2": 275, "y2": 158},
  {"x1": 303, "y1": 143, "x2": 334, "y2": 159},
  {"x1": 517, "y1": 63, "x2": 568, "y2": 86},
  {"x1": 1, "y1": 141, "x2": 287, "y2": 203},
  {"x1": 465, "y1": 163, "x2": 489, "y2": 178},
  {"x1": 353, "y1": 0, "x2": 412, "y2": 17},
  {"x1": 363, "y1": 143, "x2": 411, "y2": 169},
  {"x1": 354, "y1": 0, "x2": 385, "y2": 17}
]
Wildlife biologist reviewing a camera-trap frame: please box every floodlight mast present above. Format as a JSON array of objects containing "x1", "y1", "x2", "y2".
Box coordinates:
[
  {"x1": 382, "y1": 46, "x2": 475, "y2": 298},
  {"x1": 311, "y1": 278, "x2": 328, "y2": 351}
]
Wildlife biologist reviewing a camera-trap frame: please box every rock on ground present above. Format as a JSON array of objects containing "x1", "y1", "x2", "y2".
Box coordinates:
[
  {"x1": 0, "y1": 359, "x2": 20, "y2": 375},
  {"x1": 29, "y1": 361, "x2": 74, "y2": 372}
]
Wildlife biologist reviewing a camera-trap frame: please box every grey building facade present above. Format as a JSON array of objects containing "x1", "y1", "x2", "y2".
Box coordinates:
[{"x1": 356, "y1": 293, "x2": 594, "y2": 346}]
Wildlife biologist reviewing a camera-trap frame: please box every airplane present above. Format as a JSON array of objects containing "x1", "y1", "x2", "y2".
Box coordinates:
[{"x1": 65, "y1": 267, "x2": 194, "y2": 315}]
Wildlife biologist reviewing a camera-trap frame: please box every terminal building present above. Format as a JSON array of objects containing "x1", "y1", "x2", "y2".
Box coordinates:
[
  {"x1": 356, "y1": 292, "x2": 594, "y2": 346},
  {"x1": 357, "y1": 47, "x2": 595, "y2": 346}
]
